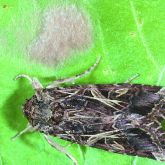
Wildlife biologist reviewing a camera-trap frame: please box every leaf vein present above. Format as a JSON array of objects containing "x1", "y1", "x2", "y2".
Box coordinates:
[{"x1": 129, "y1": 0, "x2": 159, "y2": 70}]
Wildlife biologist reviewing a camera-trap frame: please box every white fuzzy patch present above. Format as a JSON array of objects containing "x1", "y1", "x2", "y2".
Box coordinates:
[{"x1": 28, "y1": 5, "x2": 92, "y2": 66}]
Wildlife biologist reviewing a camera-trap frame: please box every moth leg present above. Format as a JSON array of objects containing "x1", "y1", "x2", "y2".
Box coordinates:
[
  {"x1": 15, "y1": 74, "x2": 43, "y2": 90},
  {"x1": 11, "y1": 123, "x2": 35, "y2": 140},
  {"x1": 124, "y1": 73, "x2": 140, "y2": 83},
  {"x1": 158, "y1": 87, "x2": 165, "y2": 96},
  {"x1": 152, "y1": 151, "x2": 165, "y2": 161},
  {"x1": 44, "y1": 134, "x2": 77, "y2": 165},
  {"x1": 46, "y1": 56, "x2": 101, "y2": 88}
]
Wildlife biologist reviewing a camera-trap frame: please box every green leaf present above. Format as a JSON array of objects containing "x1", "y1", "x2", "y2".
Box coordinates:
[{"x1": 0, "y1": 0, "x2": 164, "y2": 165}]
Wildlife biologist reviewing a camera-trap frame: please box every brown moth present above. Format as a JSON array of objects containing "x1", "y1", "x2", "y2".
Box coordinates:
[{"x1": 13, "y1": 57, "x2": 165, "y2": 165}]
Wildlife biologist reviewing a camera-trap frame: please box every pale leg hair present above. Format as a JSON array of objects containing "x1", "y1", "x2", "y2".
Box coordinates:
[
  {"x1": 46, "y1": 56, "x2": 101, "y2": 89},
  {"x1": 11, "y1": 123, "x2": 38, "y2": 140},
  {"x1": 44, "y1": 134, "x2": 78, "y2": 165},
  {"x1": 11, "y1": 125, "x2": 77, "y2": 164}
]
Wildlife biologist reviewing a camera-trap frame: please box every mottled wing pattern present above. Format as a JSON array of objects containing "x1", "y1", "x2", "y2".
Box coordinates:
[{"x1": 23, "y1": 84, "x2": 165, "y2": 161}]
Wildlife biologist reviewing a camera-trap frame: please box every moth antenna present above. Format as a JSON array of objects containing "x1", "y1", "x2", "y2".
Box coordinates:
[
  {"x1": 124, "y1": 73, "x2": 140, "y2": 83},
  {"x1": 46, "y1": 55, "x2": 101, "y2": 88},
  {"x1": 11, "y1": 124, "x2": 34, "y2": 140},
  {"x1": 44, "y1": 134, "x2": 77, "y2": 165},
  {"x1": 15, "y1": 74, "x2": 43, "y2": 90}
]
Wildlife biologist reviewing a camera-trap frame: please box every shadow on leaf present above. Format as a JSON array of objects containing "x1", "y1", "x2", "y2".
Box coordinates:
[{"x1": 2, "y1": 79, "x2": 37, "y2": 147}]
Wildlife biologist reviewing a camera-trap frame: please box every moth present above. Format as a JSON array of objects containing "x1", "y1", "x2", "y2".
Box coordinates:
[{"x1": 13, "y1": 57, "x2": 165, "y2": 165}]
